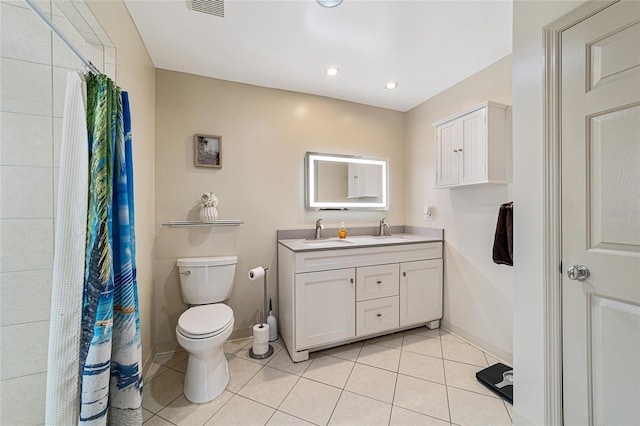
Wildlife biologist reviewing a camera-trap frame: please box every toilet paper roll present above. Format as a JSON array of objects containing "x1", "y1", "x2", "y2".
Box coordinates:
[
  {"x1": 252, "y1": 323, "x2": 270, "y2": 355},
  {"x1": 248, "y1": 267, "x2": 265, "y2": 281}
]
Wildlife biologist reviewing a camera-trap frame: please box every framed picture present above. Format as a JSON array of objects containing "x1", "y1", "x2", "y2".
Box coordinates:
[{"x1": 194, "y1": 134, "x2": 222, "y2": 168}]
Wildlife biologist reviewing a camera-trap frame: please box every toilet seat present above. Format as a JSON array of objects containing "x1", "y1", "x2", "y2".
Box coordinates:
[{"x1": 177, "y1": 304, "x2": 234, "y2": 339}]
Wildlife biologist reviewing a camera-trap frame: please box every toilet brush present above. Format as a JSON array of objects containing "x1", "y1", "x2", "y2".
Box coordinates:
[{"x1": 248, "y1": 266, "x2": 274, "y2": 359}]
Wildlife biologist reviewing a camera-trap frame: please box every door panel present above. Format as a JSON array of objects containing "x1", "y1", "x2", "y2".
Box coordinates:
[
  {"x1": 589, "y1": 295, "x2": 640, "y2": 426},
  {"x1": 436, "y1": 122, "x2": 459, "y2": 186},
  {"x1": 588, "y1": 104, "x2": 640, "y2": 253},
  {"x1": 460, "y1": 108, "x2": 487, "y2": 184},
  {"x1": 561, "y1": 2, "x2": 640, "y2": 425}
]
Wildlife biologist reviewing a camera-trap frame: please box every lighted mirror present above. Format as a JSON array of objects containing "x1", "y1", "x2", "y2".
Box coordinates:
[{"x1": 305, "y1": 152, "x2": 389, "y2": 210}]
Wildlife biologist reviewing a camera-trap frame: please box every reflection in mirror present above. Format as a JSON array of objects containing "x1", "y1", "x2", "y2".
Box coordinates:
[{"x1": 305, "y1": 152, "x2": 389, "y2": 210}]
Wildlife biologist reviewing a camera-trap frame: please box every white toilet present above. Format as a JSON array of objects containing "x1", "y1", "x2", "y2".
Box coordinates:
[{"x1": 176, "y1": 256, "x2": 237, "y2": 403}]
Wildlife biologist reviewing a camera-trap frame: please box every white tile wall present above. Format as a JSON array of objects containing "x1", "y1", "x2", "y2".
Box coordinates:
[
  {"x1": 0, "y1": 320, "x2": 50, "y2": 380},
  {"x1": 0, "y1": 270, "x2": 53, "y2": 326},
  {"x1": 0, "y1": 58, "x2": 53, "y2": 116},
  {"x1": 0, "y1": 112, "x2": 53, "y2": 167},
  {"x1": 0, "y1": 3, "x2": 52, "y2": 64},
  {"x1": 0, "y1": 0, "x2": 114, "y2": 422},
  {"x1": 0, "y1": 166, "x2": 54, "y2": 218}
]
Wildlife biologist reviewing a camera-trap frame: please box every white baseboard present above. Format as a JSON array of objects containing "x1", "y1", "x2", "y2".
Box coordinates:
[{"x1": 441, "y1": 319, "x2": 513, "y2": 366}]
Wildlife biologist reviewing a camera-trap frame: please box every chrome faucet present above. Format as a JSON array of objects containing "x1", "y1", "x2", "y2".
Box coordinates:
[
  {"x1": 314, "y1": 219, "x2": 324, "y2": 239},
  {"x1": 378, "y1": 217, "x2": 390, "y2": 236}
]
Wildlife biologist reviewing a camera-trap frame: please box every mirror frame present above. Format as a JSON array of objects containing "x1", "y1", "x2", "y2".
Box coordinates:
[{"x1": 305, "y1": 152, "x2": 389, "y2": 210}]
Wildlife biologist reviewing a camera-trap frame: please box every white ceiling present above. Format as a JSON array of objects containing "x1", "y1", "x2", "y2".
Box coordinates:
[{"x1": 124, "y1": 0, "x2": 513, "y2": 112}]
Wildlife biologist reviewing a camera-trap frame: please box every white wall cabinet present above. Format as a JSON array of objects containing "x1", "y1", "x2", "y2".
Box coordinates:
[
  {"x1": 279, "y1": 241, "x2": 443, "y2": 362},
  {"x1": 433, "y1": 101, "x2": 511, "y2": 187}
]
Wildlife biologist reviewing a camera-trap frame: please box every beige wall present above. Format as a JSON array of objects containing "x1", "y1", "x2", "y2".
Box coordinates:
[
  {"x1": 405, "y1": 55, "x2": 513, "y2": 362},
  {"x1": 154, "y1": 69, "x2": 405, "y2": 346},
  {"x1": 88, "y1": 0, "x2": 157, "y2": 369}
]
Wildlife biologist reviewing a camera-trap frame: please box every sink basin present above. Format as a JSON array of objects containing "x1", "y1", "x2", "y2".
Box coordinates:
[{"x1": 302, "y1": 238, "x2": 354, "y2": 248}]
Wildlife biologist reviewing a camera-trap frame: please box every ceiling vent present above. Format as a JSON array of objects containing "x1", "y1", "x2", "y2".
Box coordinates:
[{"x1": 187, "y1": 0, "x2": 224, "y2": 18}]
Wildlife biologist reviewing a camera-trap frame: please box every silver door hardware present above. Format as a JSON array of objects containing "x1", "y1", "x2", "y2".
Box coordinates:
[
  {"x1": 567, "y1": 264, "x2": 590, "y2": 281},
  {"x1": 180, "y1": 270, "x2": 191, "y2": 276}
]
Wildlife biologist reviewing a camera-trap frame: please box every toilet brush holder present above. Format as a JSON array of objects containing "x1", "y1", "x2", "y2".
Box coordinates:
[{"x1": 248, "y1": 266, "x2": 274, "y2": 359}]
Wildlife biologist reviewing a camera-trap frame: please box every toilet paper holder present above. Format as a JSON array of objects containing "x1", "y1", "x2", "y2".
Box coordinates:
[{"x1": 248, "y1": 266, "x2": 274, "y2": 359}]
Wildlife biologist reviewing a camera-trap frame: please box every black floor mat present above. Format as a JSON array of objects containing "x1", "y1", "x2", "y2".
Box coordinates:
[{"x1": 476, "y1": 362, "x2": 513, "y2": 404}]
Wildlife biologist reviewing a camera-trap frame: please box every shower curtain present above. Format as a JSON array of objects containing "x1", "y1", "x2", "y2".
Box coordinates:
[{"x1": 46, "y1": 72, "x2": 142, "y2": 425}]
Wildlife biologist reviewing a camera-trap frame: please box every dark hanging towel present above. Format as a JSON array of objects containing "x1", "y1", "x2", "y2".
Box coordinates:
[{"x1": 492, "y1": 202, "x2": 513, "y2": 266}]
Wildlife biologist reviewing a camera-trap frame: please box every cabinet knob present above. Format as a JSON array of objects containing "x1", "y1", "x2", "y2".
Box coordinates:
[
  {"x1": 350, "y1": 278, "x2": 354, "y2": 284},
  {"x1": 376, "y1": 280, "x2": 382, "y2": 285},
  {"x1": 402, "y1": 272, "x2": 406, "y2": 277},
  {"x1": 453, "y1": 149, "x2": 458, "y2": 153},
  {"x1": 376, "y1": 313, "x2": 382, "y2": 318},
  {"x1": 458, "y1": 148, "x2": 463, "y2": 152}
]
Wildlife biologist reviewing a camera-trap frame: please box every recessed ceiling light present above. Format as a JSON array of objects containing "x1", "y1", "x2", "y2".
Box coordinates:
[
  {"x1": 386, "y1": 81, "x2": 399, "y2": 90},
  {"x1": 318, "y1": 0, "x2": 343, "y2": 7},
  {"x1": 326, "y1": 67, "x2": 340, "y2": 77}
]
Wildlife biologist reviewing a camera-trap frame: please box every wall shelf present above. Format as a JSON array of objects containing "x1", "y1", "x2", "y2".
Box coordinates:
[{"x1": 162, "y1": 220, "x2": 244, "y2": 227}]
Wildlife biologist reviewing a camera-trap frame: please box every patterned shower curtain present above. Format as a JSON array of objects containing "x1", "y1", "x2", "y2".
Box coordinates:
[{"x1": 79, "y1": 74, "x2": 142, "y2": 424}]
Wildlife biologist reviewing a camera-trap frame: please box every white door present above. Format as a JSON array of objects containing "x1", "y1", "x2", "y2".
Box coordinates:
[
  {"x1": 399, "y1": 259, "x2": 443, "y2": 327},
  {"x1": 561, "y1": 2, "x2": 640, "y2": 425},
  {"x1": 295, "y1": 268, "x2": 355, "y2": 349}
]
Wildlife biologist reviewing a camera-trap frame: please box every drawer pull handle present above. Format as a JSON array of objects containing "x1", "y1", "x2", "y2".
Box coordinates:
[
  {"x1": 376, "y1": 313, "x2": 382, "y2": 317},
  {"x1": 376, "y1": 280, "x2": 382, "y2": 284},
  {"x1": 402, "y1": 272, "x2": 406, "y2": 277},
  {"x1": 350, "y1": 278, "x2": 354, "y2": 284}
]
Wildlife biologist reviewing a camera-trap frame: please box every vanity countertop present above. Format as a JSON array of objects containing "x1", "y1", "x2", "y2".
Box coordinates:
[{"x1": 278, "y1": 233, "x2": 443, "y2": 252}]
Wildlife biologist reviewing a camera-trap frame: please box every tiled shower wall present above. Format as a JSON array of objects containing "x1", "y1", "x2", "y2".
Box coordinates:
[{"x1": 0, "y1": 1, "x2": 114, "y2": 422}]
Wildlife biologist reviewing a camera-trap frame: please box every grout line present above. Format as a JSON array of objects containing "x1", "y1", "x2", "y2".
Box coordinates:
[{"x1": 325, "y1": 353, "x2": 358, "y2": 425}]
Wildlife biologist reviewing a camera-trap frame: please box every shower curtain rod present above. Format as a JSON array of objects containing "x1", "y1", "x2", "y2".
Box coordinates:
[{"x1": 23, "y1": 0, "x2": 101, "y2": 75}]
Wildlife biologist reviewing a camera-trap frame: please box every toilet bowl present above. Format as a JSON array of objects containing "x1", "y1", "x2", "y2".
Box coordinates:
[
  {"x1": 175, "y1": 256, "x2": 237, "y2": 404},
  {"x1": 176, "y1": 304, "x2": 234, "y2": 403}
]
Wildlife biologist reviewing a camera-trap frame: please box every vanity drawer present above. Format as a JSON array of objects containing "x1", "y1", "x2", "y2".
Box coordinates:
[
  {"x1": 356, "y1": 296, "x2": 399, "y2": 337},
  {"x1": 356, "y1": 264, "x2": 399, "y2": 302}
]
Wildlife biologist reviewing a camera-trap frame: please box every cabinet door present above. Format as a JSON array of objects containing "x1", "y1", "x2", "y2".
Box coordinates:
[
  {"x1": 399, "y1": 259, "x2": 443, "y2": 327},
  {"x1": 459, "y1": 107, "x2": 487, "y2": 185},
  {"x1": 436, "y1": 121, "x2": 459, "y2": 186},
  {"x1": 295, "y1": 268, "x2": 355, "y2": 349}
]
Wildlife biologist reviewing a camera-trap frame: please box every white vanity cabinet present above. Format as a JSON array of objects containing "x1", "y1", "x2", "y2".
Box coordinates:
[
  {"x1": 278, "y1": 239, "x2": 443, "y2": 362},
  {"x1": 433, "y1": 101, "x2": 511, "y2": 187}
]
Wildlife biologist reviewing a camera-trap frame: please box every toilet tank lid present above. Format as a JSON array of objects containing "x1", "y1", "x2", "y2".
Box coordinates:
[{"x1": 177, "y1": 256, "x2": 237, "y2": 267}]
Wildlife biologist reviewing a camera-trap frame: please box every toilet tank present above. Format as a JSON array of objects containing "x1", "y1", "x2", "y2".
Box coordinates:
[{"x1": 177, "y1": 256, "x2": 237, "y2": 304}]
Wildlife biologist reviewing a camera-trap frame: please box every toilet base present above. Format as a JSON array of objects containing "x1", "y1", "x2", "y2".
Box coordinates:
[{"x1": 183, "y1": 346, "x2": 229, "y2": 404}]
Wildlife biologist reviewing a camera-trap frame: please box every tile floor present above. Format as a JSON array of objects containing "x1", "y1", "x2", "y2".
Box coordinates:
[{"x1": 143, "y1": 328, "x2": 513, "y2": 426}]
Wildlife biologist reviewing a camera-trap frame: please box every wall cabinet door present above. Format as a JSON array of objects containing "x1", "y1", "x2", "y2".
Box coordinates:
[
  {"x1": 459, "y1": 107, "x2": 487, "y2": 185},
  {"x1": 399, "y1": 259, "x2": 443, "y2": 327},
  {"x1": 295, "y1": 268, "x2": 355, "y2": 349},
  {"x1": 435, "y1": 120, "x2": 460, "y2": 186}
]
